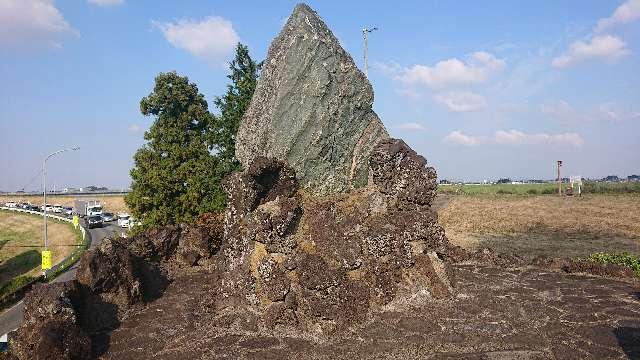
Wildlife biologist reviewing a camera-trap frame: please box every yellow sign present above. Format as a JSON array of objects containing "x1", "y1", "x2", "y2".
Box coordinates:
[
  {"x1": 41, "y1": 250, "x2": 52, "y2": 270},
  {"x1": 73, "y1": 215, "x2": 79, "y2": 228}
]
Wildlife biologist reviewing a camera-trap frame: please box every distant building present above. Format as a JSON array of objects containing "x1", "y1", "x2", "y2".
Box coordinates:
[
  {"x1": 603, "y1": 175, "x2": 620, "y2": 182},
  {"x1": 628, "y1": 175, "x2": 640, "y2": 182}
]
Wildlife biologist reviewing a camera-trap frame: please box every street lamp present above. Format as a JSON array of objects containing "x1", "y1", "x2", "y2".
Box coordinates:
[
  {"x1": 362, "y1": 26, "x2": 378, "y2": 78},
  {"x1": 43, "y1": 147, "x2": 79, "y2": 251}
]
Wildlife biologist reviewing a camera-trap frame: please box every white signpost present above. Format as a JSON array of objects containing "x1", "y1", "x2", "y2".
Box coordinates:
[{"x1": 570, "y1": 176, "x2": 582, "y2": 196}]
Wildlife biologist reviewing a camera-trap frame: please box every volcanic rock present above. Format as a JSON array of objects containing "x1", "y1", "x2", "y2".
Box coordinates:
[
  {"x1": 76, "y1": 238, "x2": 143, "y2": 308},
  {"x1": 236, "y1": 3, "x2": 388, "y2": 195},
  {"x1": 9, "y1": 282, "x2": 91, "y2": 360}
]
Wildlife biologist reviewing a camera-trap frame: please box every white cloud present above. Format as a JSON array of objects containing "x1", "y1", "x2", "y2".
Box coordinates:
[
  {"x1": 128, "y1": 124, "x2": 142, "y2": 132},
  {"x1": 541, "y1": 99, "x2": 638, "y2": 123},
  {"x1": 435, "y1": 91, "x2": 487, "y2": 112},
  {"x1": 386, "y1": 51, "x2": 505, "y2": 88},
  {"x1": 540, "y1": 100, "x2": 580, "y2": 122},
  {"x1": 154, "y1": 16, "x2": 239, "y2": 64},
  {"x1": 552, "y1": 35, "x2": 630, "y2": 68},
  {"x1": 396, "y1": 122, "x2": 427, "y2": 131},
  {"x1": 444, "y1": 130, "x2": 584, "y2": 147},
  {"x1": 0, "y1": 0, "x2": 74, "y2": 48},
  {"x1": 596, "y1": 0, "x2": 640, "y2": 32},
  {"x1": 444, "y1": 131, "x2": 483, "y2": 146},
  {"x1": 87, "y1": 0, "x2": 124, "y2": 6},
  {"x1": 493, "y1": 130, "x2": 584, "y2": 146}
]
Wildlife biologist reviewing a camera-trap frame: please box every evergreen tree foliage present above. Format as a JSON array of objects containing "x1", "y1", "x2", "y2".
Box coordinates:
[
  {"x1": 126, "y1": 44, "x2": 261, "y2": 229},
  {"x1": 212, "y1": 43, "x2": 262, "y2": 171},
  {"x1": 125, "y1": 72, "x2": 226, "y2": 228}
]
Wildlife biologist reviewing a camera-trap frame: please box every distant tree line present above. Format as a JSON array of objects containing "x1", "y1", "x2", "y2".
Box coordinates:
[{"x1": 125, "y1": 44, "x2": 261, "y2": 229}]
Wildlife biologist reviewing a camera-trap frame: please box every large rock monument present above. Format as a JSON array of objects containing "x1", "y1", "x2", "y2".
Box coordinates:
[
  {"x1": 5, "y1": 3, "x2": 639, "y2": 360},
  {"x1": 236, "y1": 4, "x2": 388, "y2": 195}
]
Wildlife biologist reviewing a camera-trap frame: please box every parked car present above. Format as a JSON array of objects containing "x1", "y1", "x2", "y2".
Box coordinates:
[
  {"x1": 64, "y1": 207, "x2": 73, "y2": 216},
  {"x1": 19, "y1": 203, "x2": 30, "y2": 209},
  {"x1": 52, "y1": 205, "x2": 63, "y2": 213},
  {"x1": 101, "y1": 212, "x2": 116, "y2": 222},
  {"x1": 4, "y1": 201, "x2": 17, "y2": 208},
  {"x1": 29, "y1": 205, "x2": 41, "y2": 212},
  {"x1": 41, "y1": 204, "x2": 54, "y2": 212},
  {"x1": 86, "y1": 215, "x2": 103, "y2": 229},
  {"x1": 117, "y1": 213, "x2": 131, "y2": 228}
]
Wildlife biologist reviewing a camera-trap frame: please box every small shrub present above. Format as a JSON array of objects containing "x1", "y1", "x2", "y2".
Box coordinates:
[
  {"x1": 526, "y1": 188, "x2": 538, "y2": 195},
  {"x1": 587, "y1": 252, "x2": 640, "y2": 278},
  {"x1": 496, "y1": 189, "x2": 512, "y2": 195}
]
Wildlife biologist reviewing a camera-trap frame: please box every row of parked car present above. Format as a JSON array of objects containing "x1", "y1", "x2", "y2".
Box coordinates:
[
  {"x1": 3, "y1": 201, "x2": 138, "y2": 230},
  {"x1": 4, "y1": 201, "x2": 72, "y2": 215},
  {"x1": 85, "y1": 213, "x2": 137, "y2": 229}
]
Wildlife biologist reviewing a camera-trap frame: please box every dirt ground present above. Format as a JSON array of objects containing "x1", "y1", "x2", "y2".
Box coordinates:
[
  {"x1": 0, "y1": 211, "x2": 78, "y2": 285},
  {"x1": 1, "y1": 195, "x2": 129, "y2": 214},
  {"x1": 438, "y1": 194, "x2": 640, "y2": 259}
]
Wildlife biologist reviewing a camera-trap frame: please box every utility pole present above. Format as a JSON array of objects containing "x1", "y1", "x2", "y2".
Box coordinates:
[
  {"x1": 362, "y1": 26, "x2": 378, "y2": 78},
  {"x1": 42, "y1": 147, "x2": 79, "y2": 254},
  {"x1": 557, "y1": 160, "x2": 563, "y2": 195}
]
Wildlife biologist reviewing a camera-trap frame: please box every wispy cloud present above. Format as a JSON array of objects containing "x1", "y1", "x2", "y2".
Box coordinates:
[
  {"x1": 552, "y1": 35, "x2": 630, "y2": 68},
  {"x1": 0, "y1": 0, "x2": 75, "y2": 49},
  {"x1": 444, "y1": 130, "x2": 584, "y2": 147},
  {"x1": 154, "y1": 15, "x2": 239, "y2": 65},
  {"x1": 434, "y1": 91, "x2": 487, "y2": 112},
  {"x1": 128, "y1": 124, "x2": 142, "y2": 132},
  {"x1": 87, "y1": 0, "x2": 124, "y2": 7},
  {"x1": 380, "y1": 51, "x2": 505, "y2": 88},
  {"x1": 595, "y1": 0, "x2": 640, "y2": 32},
  {"x1": 395, "y1": 122, "x2": 427, "y2": 131},
  {"x1": 540, "y1": 99, "x2": 639, "y2": 123}
]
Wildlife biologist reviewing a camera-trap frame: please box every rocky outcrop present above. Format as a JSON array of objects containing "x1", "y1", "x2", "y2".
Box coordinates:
[
  {"x1": 9, "y1": 282, "x2": 91, "y2": 360},
  {"x1": 236, "y1": 3, "x2": 388, "y2": 195},
  {"x1": 213, "y1": 145, "x2": 451, "y2": 334}
]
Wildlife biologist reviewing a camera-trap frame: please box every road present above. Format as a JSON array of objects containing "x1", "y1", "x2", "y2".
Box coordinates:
[{"x1": 0, "y1": 222, "x2": 123, "y2": 337}]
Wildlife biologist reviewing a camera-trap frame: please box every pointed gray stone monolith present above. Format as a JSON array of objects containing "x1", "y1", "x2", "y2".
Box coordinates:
[{"x1": 236, "y1": 3, "x2": 388, "y2": 195}]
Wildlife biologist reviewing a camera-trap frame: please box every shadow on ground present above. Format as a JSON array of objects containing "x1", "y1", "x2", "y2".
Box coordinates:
[
  {"x1": 0, "y1": 249, "x2": 40, "y2": 285},
  {"x1": 477, "y1": 223, "x2": 640, "y2": 259},
  {"x1": 615, "y1": 327, "x2": 640, "y2": 360}
]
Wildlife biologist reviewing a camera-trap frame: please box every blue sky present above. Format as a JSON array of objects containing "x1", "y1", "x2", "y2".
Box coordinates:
[{"x1": 1, "y1": 0, "x2": 639, "y2": 190}]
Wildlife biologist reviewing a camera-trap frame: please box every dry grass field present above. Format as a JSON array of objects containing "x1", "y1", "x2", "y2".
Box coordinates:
[
  {"x1": 1, "y1": 194, "x2": 129, "y2": 214},
  {"x1": 4, "y1": 194, "x2": 637, "y2": 261},
  {"x1": 0, "y1": 210, "x2": 78, "y2": 286},
  {"x1": 438, "y1": 194, "x2": 640, "y2": 259}
]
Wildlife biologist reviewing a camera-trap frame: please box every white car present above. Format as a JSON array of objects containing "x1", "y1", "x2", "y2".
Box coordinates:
[
  {"x1": 117, "y1": 214, "x2": 131, "y2": 228},
  {"x1": 41, "y1": 204, "x2": 54, "y2": 212},
  {"x1": 52, "y1": 204, "x2": 64, "y2": 213},
  {"x1": 4, "y1": 201, "x2": 17, "y2": 208},
  {"x1": 86, "y1": 205, "x2": 103, "y2": 217}
]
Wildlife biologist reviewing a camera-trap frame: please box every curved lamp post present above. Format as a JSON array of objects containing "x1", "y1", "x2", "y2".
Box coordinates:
[{"x1": 43, "y1": 147, "x2": 79, "y2": 251}]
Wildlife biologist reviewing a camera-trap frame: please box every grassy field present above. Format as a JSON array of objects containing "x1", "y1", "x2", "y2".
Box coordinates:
[
  {"x1": 0, "y1": 210, "x2": 79, "y2": 287},
  {"x1": 438, "y1": 181, "x2": 640, "y2": 195},
  {"x1": 1, "y1": 194, "x2": 129, "y2": 214},
  {"x1": 438, "y1": 194, "x2": 640, "y2": 259}
]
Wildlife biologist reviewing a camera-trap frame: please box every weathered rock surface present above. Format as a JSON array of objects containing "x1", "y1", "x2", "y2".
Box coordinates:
[
  {"x1": 101, "y1": 265, "x2": 640, "y2": 359},
  {"x1": 236, "y1": 3, "x2": 388, "y2": 195},
  {"x1": 9, "y1": 282, "x2": 91, "y2": 360},
  {"x1": 213, "y1": 146, "x2": 450, "y2": 335}
]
